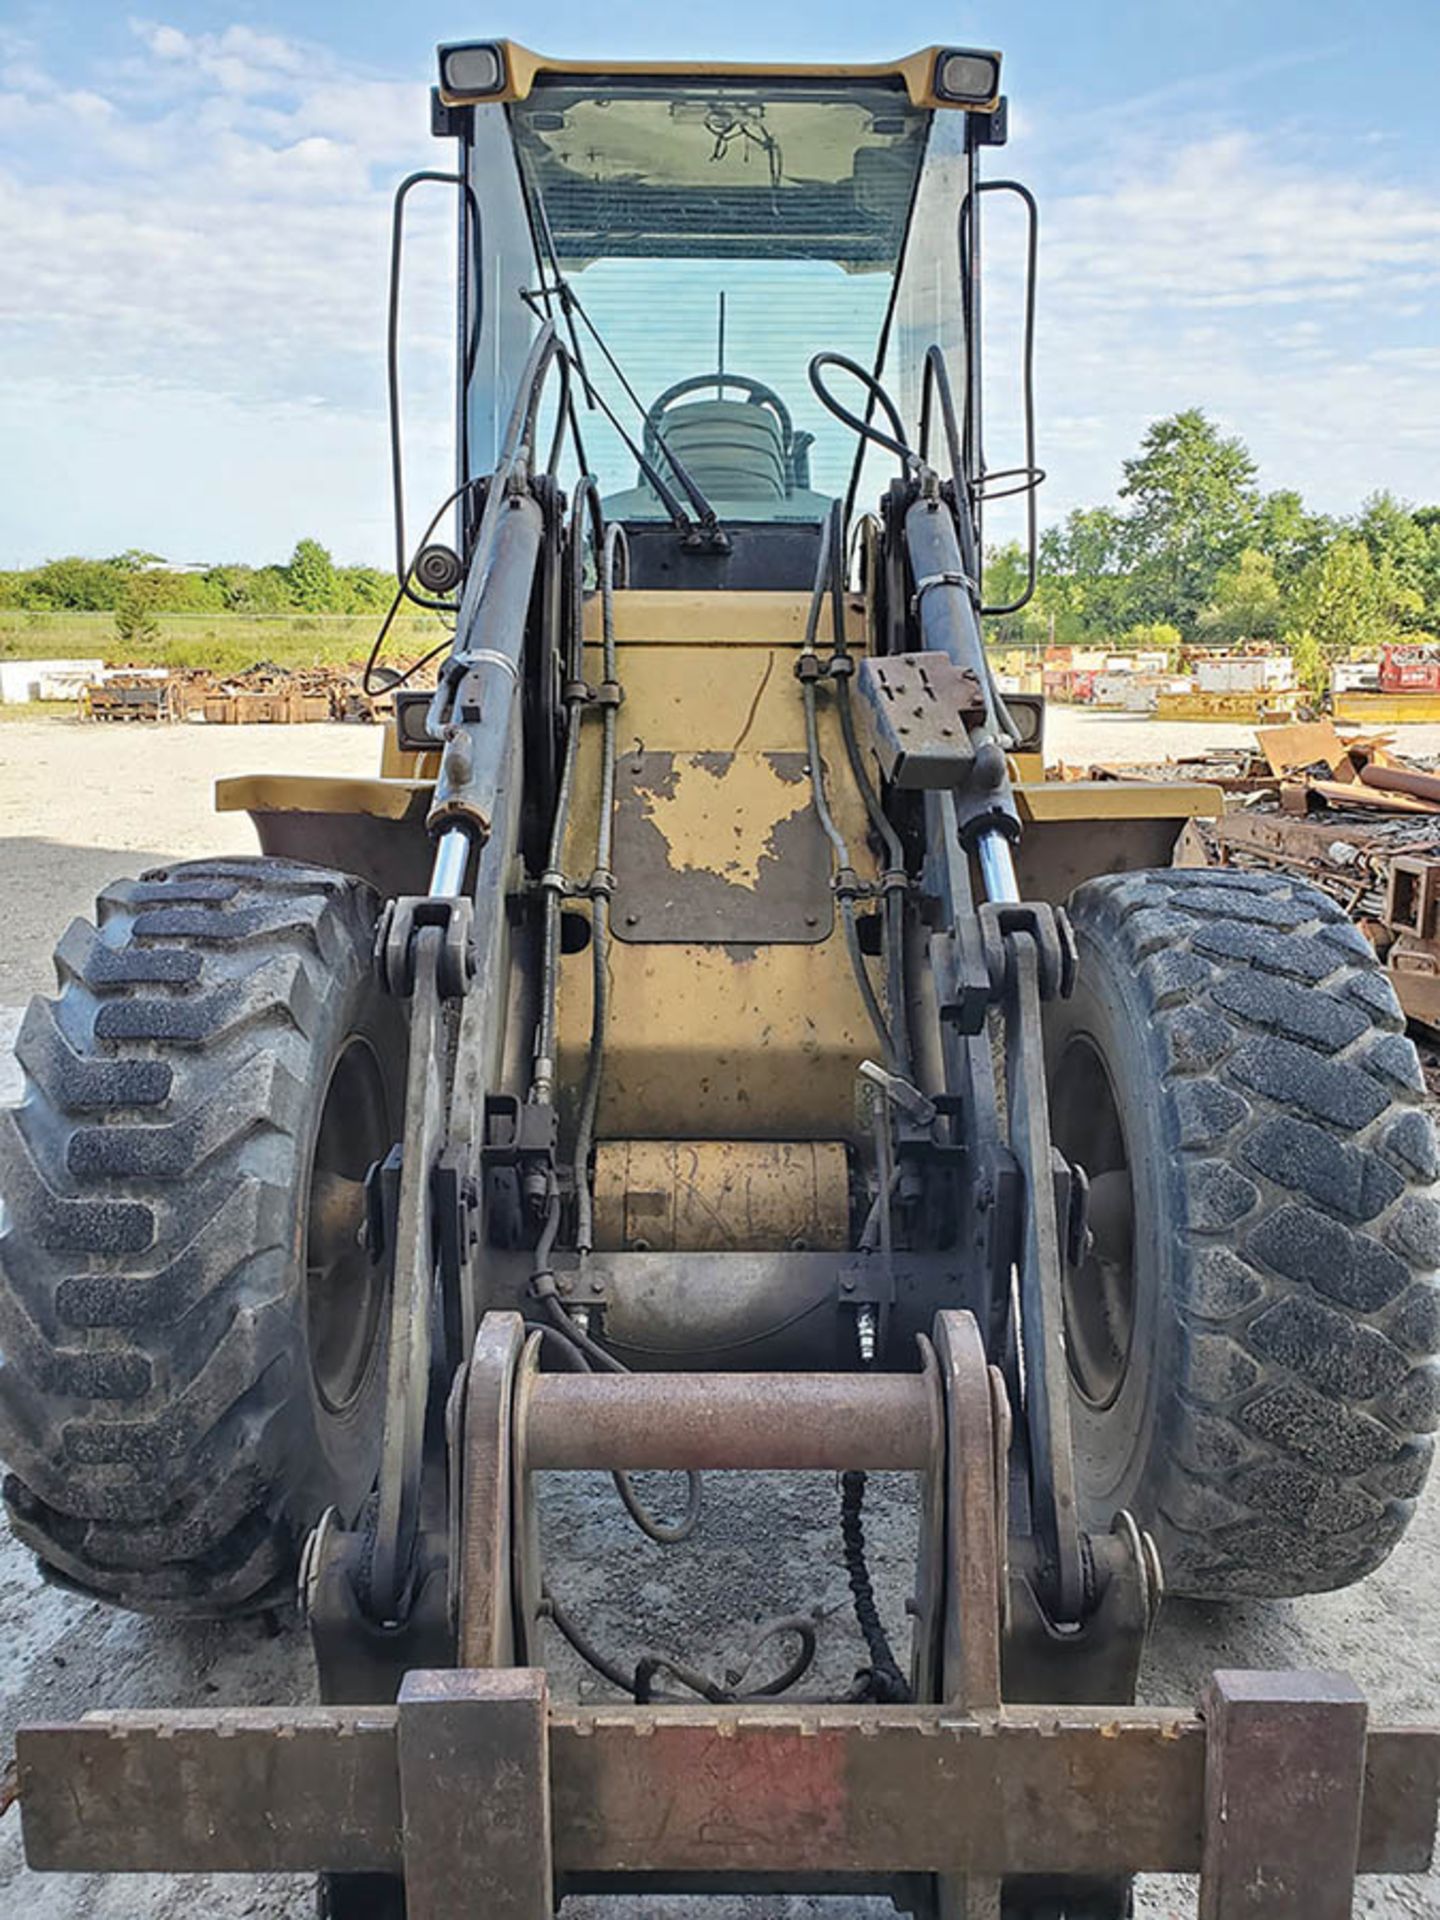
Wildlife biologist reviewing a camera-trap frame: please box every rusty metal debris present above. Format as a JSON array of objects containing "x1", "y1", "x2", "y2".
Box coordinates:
[
  {"x1": 80, "y1": 664, "x2": 380, "y2": 724},
  {"x1": 1095, "y1": 719, "x2": 1440, "y2": 1033},
  {"x1": 79, "y1": 672, "x2": 178, "y2": 722}
]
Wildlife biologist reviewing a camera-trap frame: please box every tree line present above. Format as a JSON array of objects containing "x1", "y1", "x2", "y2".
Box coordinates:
[
  {"x1": 7, "y1": 413, "x2": 1439, "y2": 692},
  {"x1": 984, "y1": 410, "x2": 1440, "y2": 691},
  {"x1": 0, "y1": 540, "x2": 394, "y2": 641}
]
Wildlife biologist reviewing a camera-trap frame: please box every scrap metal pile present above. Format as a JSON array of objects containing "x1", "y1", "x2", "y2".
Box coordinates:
[
  {"x1": 77, "y1": 670, "x2": 177, "y2": 722},
  {"x1": 81, "y1": 663, "x2": 379, "y2": 724},
  {"x1": 1087, "y1": 720, "x2": 1440, "y2": 1034}
]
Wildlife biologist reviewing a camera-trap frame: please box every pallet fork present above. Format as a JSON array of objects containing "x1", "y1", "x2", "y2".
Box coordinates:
[{"x1": 18, "y1": 1314, "x2": 1440, "y2": 1913}]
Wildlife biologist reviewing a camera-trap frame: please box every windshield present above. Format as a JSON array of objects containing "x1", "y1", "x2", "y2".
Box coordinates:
[{"x1": 509, "y1": 76, "x2": 931, "y2": 520}]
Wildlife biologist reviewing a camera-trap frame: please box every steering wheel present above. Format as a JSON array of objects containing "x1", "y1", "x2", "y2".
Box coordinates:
[{"x1": 642, "y1": 372, "x2": 794, "y2": 472}]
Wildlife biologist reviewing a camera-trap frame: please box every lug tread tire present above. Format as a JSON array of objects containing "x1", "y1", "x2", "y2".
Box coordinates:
[
  {"x1": 0, "y1": 858, "x2": 396, "y2": 1615},
  {"x1": 1063, "y1": 868, "x2": 1440, "y2": 1598}
]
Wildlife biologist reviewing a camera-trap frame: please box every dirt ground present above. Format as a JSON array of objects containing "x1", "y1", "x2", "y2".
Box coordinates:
[{"x1": 1, "y1": 711, "x2": 1437, "y2": 1918}]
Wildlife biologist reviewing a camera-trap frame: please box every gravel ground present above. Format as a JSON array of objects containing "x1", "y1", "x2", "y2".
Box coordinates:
[{"x1": 0, "y1": 712, "x2": 1437, "y2": 1918}]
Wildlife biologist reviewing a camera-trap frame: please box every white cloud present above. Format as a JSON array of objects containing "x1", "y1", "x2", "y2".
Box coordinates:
[
  {"x1": 129, "y1": 19, "x2": 314, "y2": 93},
  {"x1": 0, "y1": 19, "x2": 459, "y2": 561},
  {"x1": 1038, "y1": 131, "x2": 1440, "y2": 317},
  {"x1": 140, "y1": 23, "x2": 190, "y2": 62},
  {"x1": 1, "y1": 19, "x2": 1438, "y2": 564},
  {"x1": 973, "y1": 120, "x2": 1440, "y2": 532}
]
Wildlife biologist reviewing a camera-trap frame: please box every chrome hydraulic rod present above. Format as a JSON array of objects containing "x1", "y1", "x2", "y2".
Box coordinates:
[
  {"x1": 429, "y1": 827, "x2": 471, "y2": 899},
  {"x1": 977, "y1": 833, "x2": 1019, "y2": 904}
]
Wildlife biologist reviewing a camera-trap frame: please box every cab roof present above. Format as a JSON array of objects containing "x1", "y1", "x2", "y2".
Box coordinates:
[{"x1": 436, "y1": 42, "x2": 1000, "y2": 112}]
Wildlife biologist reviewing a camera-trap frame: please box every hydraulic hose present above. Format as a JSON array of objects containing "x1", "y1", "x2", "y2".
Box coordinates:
[
  {"x1": 531, "y1": 527, "x2": 702, "y2": 1548},
  {"x1": 799, "y1": 508, "x2": 899, "y2": 1074},
  {"x1": 531, "y1": 479, "x2": 602, "y2": 1107},
  {"x1": 530, "y1": 1186, "x2": 704, "y2": 1547},
  {"x1": 572, "y1": 522, "x2": 624, "y2": 1257},
  {"x1": 821, "y1": 498, "x2": 912, "y2": 1082}
]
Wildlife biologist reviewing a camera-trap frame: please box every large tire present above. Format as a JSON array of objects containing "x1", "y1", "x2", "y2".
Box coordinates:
[
  {"x1": 0, "y1": 858, "x2": 405, "y2": 1615},
  {"x1": 1045, "y1": 868, "x2": 1440, "y2": 1599}
]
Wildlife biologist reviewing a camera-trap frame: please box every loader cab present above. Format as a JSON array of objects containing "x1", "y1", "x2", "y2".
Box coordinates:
[{"x1": 440, "y1": 45, "x2": 989, "y2": 588}]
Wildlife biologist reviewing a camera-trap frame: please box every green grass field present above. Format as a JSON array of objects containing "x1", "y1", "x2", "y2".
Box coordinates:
[
  {"x1": 0, "y1": 608, "x2": 449, "y2": 675},
  {"x1": 0, "y1": 701, "x2": 75, "y2": 723}
]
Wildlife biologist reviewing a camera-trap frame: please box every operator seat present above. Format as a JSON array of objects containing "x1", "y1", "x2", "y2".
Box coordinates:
[
  {"x1": 601, "y1": 372, "x2": 829, "y2": 526},
  {"x1": 658, "y1": 399, "x2": 788, "y2": 501}
]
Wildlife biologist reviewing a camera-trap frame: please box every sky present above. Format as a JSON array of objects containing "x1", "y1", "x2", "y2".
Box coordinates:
[{"x1": 0, "y1": 1, "x2": 1437, "y2": 567}]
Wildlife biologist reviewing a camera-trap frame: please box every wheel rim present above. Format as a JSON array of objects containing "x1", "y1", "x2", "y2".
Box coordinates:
[
  {"x1": 1050, "y1": 1034, "x2": 1137, "y2": 1412},
  {"x1": 305, "y1": 1038, "x2": 391, "y2": 1416}
]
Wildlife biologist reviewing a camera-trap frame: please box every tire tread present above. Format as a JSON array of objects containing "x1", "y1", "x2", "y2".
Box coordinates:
[
  {"x1": 1068, "y1": 869, "x2": 1439, "y2": 1596},
  {"x1": 0, "y1": 857, "x2": 386, "y2": 1615}
]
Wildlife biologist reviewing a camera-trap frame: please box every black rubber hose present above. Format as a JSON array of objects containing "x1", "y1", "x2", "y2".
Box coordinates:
[
  {"x1": 540, "y1": 1591, "x2": 817, "y2": 1706},
  {"x1": 530, "y1": 1271, "x2": 703, "y2": 1546},
  {"x1": 840, "y1": 1470, "x2": 910, "y2": 1703}
]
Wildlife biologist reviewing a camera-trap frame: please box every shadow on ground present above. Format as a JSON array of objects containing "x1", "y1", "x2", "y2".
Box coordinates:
[{"x1": 0, "y1": 836, "x2": 174, "y2": 1003}]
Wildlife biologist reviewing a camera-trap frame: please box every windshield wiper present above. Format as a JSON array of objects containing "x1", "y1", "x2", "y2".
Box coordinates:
[
  {"x1": 561, "y1": 285, "x2": 730, "y2": 550},
  {"x1": 524, "y1": 192, "x2": 729, "y2": 550}
]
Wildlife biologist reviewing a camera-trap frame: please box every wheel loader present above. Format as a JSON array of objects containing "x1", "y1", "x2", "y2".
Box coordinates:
[{"x1": 6, "y1": 39, "x2": 1440, "y2": 1919}]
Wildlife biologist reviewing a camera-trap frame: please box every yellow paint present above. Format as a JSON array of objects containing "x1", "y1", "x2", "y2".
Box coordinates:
[
  {"x1": 583, "y1": 589, "x2": 867, "y2": 649},
  {"x1": 558, "y1": 931, "x2": 882, "y2": 1142},
  {"x1": 379, "y1": 730, "x2": 440, "y2": 779},
  {"x1": 629, "y1": 752, "x2": 811, "y2": 894},
  {"x1": 442, "y1": 44, "x2": 990, "y2": 113},
  {"x1": 215, "y1": 774, "x2": 432, "y2": 821},
  {"x1": 1008, "y1": 749, "x2": 1044, "y2": 783},
  {"x1": 1334, "y1": 693, "x2": 1440, "y2": 725},
  {"x1": 592, "y1": 1139, "x2": 850, "y2": 1251},
  {"x1": 558, "y1": 606, "x2": 882, "y2": 1143},
  {"x1": 1017, "y1": 779, "x2": 1221, "y2": 823},
  {"x1": 1155, "y1": 691, "x2": 1300, "y2": 721},
  {"x1": 565, "y1": 644, "x2": 874, "y2": 851}
]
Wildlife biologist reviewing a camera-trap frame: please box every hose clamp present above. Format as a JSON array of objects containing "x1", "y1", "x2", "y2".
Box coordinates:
[
  {"x1": 910, "y1": 570, "x2": 977, "y2": 614},
  {"x1": 455, "y1": 647, "x2": 519, "y2": 682}
]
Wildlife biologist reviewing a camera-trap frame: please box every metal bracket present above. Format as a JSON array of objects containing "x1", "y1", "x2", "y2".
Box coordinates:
[
  {"x1": 376, "y1": 894, "x2": 475, "y2": 998},
  {"x1": 854, "y1": 651, "x2": 985, "y2": 789},
  {"x1": 968, "y1": 96, "x2": 1009, "y2": 147},
  {"x1": 978, "y1": 899, "x2": 1077, "y2": 1002},
  {"x1": 431, "y1": 1149, "x2": 477, "y2": 1373},
  {"x1": 1200, "y1": 1670, "x2": 1368, "y2": 1918},
  {"x1": 302, "y1": 1516, "x2": 453, "y2": 1707},
  {"x1": 429, "y1": 86, "x2": 470, "y2": 139},
  {"x1": 933, "y1": 900, "x2": 1075, "y2": 1033},
  {"x1": 363, "y1": 1144, "x2": 404, "y2": 1265},
  {"x1": 481, "y1": 1095, "x2": 556, "y2": 1248},
  {"x1": 1003, "y1": 1526, "x2": 1156, "y2": 1708},
  {"x1": 398, "y1": 1669, "x2": 552, "y2": 1920}
]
